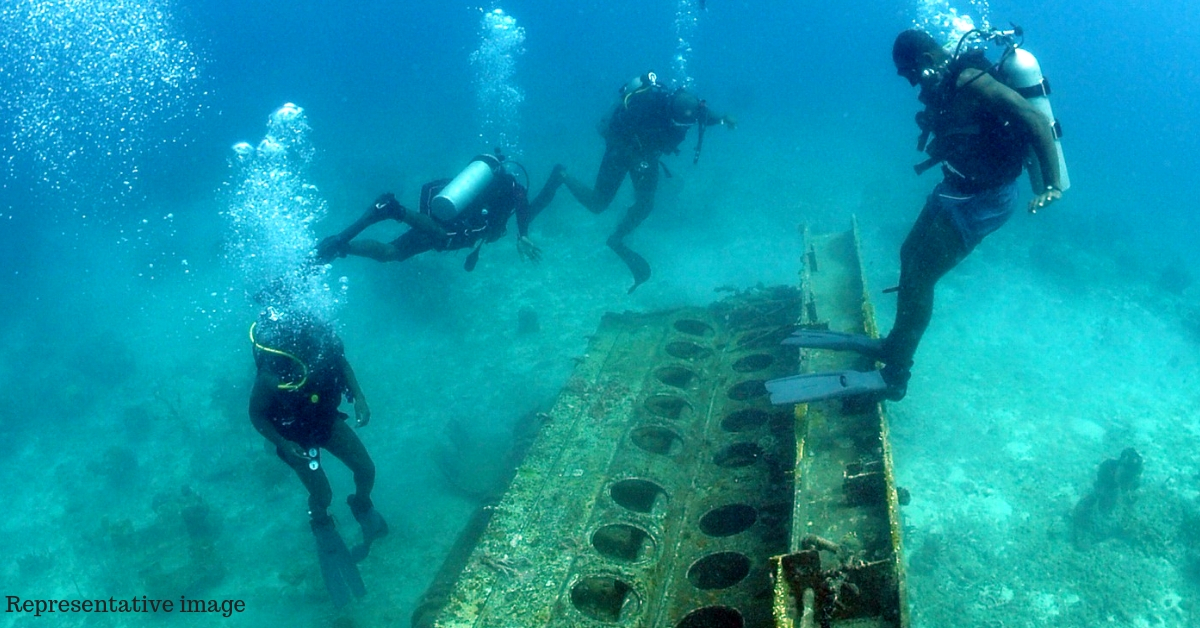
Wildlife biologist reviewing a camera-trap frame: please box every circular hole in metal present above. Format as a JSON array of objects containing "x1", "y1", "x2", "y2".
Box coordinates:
[
  {"x1": 631, "y1": 426, "x2": 683, "y2": 456},
  {"x1": 610, "y1": 479, "x2": 666, "y2": 514},
  {"x1": 674, "y1": 319, "x2": 714, "y2": 337},
  {"x1": 666, "y1": 341, "x2": 713, "y2": 361},
  {"x1": 571, "y1": 576, "x2": 640, "y2": 622},
  {"x1": 657, "y1": 365, "x2": 697, "y2": 389},
  {"x1": 713, "y1": 443, "x2": 762, "y2": 468},
  {"x1": 699, "y1": 504, "x2": 758, "y2": 537},
  {"x1": 592, "y1": 524, "x2": 656, "y2": 563},
  {"x1": 720, "y1": 409, "x2": 768, "y2": 433},
  {"x1": 732, "y1": 353, "x2": 774, "y2": 372},
  {"x1": 687, "y1": 552, "x2": 751, "y2": 590},
  {"x1": 676, "y1": 606, "x2": 745, "y2": 628},
  {"x1": 727, "y1": 380, "x2": 767, "y2": 401},
  {"x1": 644, "y1": 394, "x2": 690, "y2": 420}
]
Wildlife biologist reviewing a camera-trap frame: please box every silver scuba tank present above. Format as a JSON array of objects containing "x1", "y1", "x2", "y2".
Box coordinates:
[
  {"x1": 998, "y1": 46, "x2": 1070, "y2": 192},
  {"x1": 430, "y1": 154, "x2": 502, "y2": 222}
]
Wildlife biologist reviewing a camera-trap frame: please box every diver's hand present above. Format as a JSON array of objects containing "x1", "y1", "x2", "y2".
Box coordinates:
[
  {"x1": 280, "y1": 441, "x2": 309, "y2": 466},
  {"x1": 721, "y1": 115, "x2": 737, "y2": 130},
  {"x1": 354, "y1": 398, "x2": 371, "y2": 427},
  {"x1": 316, "y1": 235, "x2": 349, "y2": 262},
  {"x1": 517, "y1": 236, "x2": 542, "y2": 263},
  {"x1": 1028, "y1": 186, "x2": 1062, "y2": 214}
]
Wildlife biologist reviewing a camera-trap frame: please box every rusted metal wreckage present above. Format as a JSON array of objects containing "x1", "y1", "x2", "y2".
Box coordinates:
[{"x1": 414, "y1": 221, "x2": 909, "y2": 628}]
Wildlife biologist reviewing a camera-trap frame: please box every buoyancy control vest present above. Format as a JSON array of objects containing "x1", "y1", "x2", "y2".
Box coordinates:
[
  {"x1": 419, "y1": 170, "x2": 526, "y2": 249},
  {"x1": 914, "y1": 50, "x2": 1028, "y2": 192},
  {"x1": 915, "y1": 27, "x2": 1071, "y2": 195},
  {"x1": 252, "y1": 316, "x2": 350, "y2": 447},
  {"x1": 604, "y1": 76, "x2": 691, "y2": 157}
]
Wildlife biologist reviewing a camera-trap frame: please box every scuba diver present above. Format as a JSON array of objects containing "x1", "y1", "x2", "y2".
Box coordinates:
[
  {"x1": 316, "y1": 153, "x2": 562, "y2": 271},
  {"x1": 247, "y1": 307, "x2": 388, "y2": 608},
  {"x1": 551, "y1": 71, "x2": 735, "y2": 293},
  {"x1": 767, "y1": 26, "x2": 1067, "y2": 404}
]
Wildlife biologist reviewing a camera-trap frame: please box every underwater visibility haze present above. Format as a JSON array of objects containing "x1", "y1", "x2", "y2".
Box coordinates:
[{"x1": 2, "y1": 0, "x2": 1200, "y2": 626}]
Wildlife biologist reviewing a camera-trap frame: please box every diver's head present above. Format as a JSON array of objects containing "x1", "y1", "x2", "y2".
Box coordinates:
[
  {"x1": 670, "y1": 90, "x2": 702, "y2": 126},
  {"x1": 892, "y1": 29, "x2": 947, "y2": 88},
  {"x1": 255, "y1": 307, "x2": 334, "y2": 362}
]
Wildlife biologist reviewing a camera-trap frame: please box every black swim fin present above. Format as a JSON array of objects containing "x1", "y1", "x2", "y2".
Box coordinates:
[
  {"x1": 765, "y1": 370, "x2": 889, "y2": 404},
  {"x1": 608, "y1": 240, "x2": 651, "y2": 293},
  {"x1": 347, "y1": 498, "x2": 389, "y2": 563},
  {"x1": 311, "y1": 516, "x2": 366, "y2": 608},
  {"x1": 464, "y1": 241, "x2": 482, "y2": 272},
  {"x1": 784, "y1": 329, "x2": 884, "y2": 359}
]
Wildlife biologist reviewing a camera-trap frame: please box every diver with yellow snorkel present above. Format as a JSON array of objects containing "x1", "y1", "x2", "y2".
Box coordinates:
[{"x1": 247, "y1": 306, "x2": 388, "y2": 608}]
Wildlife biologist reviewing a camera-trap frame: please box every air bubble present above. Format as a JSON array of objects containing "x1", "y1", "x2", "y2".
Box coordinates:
[{"x1": 470, "y1": 6, "x2": 525, "y2": 154}]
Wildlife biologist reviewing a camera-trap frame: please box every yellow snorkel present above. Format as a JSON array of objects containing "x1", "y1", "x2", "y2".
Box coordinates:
[{"x1": 249, "y1": 321, "x2": 309, "y2": 391}]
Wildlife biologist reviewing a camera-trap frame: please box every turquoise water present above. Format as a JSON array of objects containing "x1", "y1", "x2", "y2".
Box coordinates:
[{"x1": 2, "y1": 0, "x2": 1199, "y2": 626}]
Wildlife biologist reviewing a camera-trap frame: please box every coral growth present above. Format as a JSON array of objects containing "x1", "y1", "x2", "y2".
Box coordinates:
[{"x1": 1069, "y1": 448, "x2": 1144, "y2": 549}]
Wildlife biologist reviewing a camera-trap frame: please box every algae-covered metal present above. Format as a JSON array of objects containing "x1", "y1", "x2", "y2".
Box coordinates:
[
  {"x1": 423, "y1": 223, "x2": 908, "y2": 628},
  {"x1": 770, "y1": 221, "x2": 909, "y2": 628}
]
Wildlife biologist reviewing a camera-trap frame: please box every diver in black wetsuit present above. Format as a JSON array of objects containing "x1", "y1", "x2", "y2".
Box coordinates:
[
  {"x1": 248, "y1": 308, "x2": 387, "y2": 607},
  {"x1": 316, "y1": 154, "x2": 562, "y2": 271},
  {"x1": 551, "y1": 72, "x2": 734, "y2": 293}
]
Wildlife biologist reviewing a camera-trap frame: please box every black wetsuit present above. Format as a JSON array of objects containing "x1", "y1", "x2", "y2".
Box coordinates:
[
  {"x1": 255, "y1": 332, "x2": 349, "y2": 450},
  {"x1": 589, "y1": 88, "x2": 696, "y2": 239},
  {"x1": 390, "y1": 173, "x2": 531, "y2": 262},
  {"x1": 559, "y1": 86, "x2": 722, "y2": 291},
  {"x1": 917, "y1": 51, "x2": 1027, "y2": 193}
]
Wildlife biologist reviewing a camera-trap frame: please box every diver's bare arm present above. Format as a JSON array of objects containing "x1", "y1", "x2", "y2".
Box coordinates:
[
  {"x1": 249, "y1": 375, "x2": 305, "y2": 461},
  {"x1": 702, "y1": 107, "x2": 735, "y2": 129},
  {"x1": 964, "y1": 70, "x2": 1061, "y2": 212},
  {"x1": 341, "y1": 356, "x2": 371, "y2": 427},
  {"x1": 249, "y1": 377, "x2": 284, "y2": 446},
  {"x1": 966, "y1": 71, "x2": 1061, "y2": 190}
]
